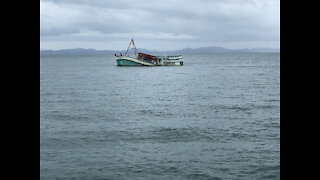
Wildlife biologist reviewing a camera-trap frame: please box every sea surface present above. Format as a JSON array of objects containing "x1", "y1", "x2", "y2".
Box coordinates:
[{"x1": 40, "y1": 53, "x2": 280, "y2": 179}]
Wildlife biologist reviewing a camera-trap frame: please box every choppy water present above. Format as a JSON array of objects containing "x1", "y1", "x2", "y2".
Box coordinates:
[{"x1": 40, "y1": 53, "x2": 280, "y2": 179}]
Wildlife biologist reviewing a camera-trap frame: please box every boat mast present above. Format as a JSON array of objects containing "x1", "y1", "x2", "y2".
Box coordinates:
[{"x1": 125, "y1": 38, "x2": 138, "y2": 57}]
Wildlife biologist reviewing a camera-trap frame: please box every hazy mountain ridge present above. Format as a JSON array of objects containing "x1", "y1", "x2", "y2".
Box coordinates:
[{"x1": 40, "y1": 47, "x2": 280, "y2": 55}]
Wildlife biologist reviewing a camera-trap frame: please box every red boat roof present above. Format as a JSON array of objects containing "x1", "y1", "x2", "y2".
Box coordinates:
[{"x1": 138, "y1": 53, "x2": 157, "y2": 58}]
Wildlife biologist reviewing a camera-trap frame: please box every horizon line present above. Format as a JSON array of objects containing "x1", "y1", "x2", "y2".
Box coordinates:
[{"x1": 40, "y1": 46, "x2": 280, "y2": 52}]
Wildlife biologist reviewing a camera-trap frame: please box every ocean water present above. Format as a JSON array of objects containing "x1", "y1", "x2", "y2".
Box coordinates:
[{"x1": 40, "y1": 53, "x2": 280, "y2": 179}]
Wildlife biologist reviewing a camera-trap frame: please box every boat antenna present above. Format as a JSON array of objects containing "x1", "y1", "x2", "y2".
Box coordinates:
[{"x1": 125, "y1": 38, "x2": 139, "y2": 57}]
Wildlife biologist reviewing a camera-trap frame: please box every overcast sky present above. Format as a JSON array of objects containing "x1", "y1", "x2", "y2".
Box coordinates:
[{"x1": 40, "y1": 0, "x2": 280, "y2": 51}]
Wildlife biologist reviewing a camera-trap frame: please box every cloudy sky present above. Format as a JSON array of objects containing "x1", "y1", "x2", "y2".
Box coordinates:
[{"x1": 40, "y1": 0, "x2": 280, "y2": 51}]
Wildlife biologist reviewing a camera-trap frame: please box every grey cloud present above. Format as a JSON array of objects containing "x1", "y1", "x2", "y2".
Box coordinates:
[{"x1": 40, "y1": 0, "x2": 280, "y2": 50}]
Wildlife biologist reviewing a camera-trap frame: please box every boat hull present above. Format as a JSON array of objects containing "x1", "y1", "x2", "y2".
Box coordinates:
[
  {"x1": 115, "y1": 56, "x2": 183, "y2": 66},
  {"x1": 116, "y1": 59, "x2": 143, "y2": 66},
  {"x1": 116, "y1": 56, "x2": 155, "y2": 66}
]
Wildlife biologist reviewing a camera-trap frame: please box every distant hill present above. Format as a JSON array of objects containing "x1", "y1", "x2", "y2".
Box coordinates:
[
  {"x1": 40, "y1": 47, "x2": 279, "y2": 55},
  {"x1": 173, "y1": 47, "x2": 280, "y2": 54},
  {"x1": 40, "y1": 48, "x2": 115, "y2": 55}
]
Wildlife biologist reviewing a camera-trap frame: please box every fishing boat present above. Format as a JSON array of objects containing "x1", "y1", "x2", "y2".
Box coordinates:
[{"x1": 115, "y1": 39, "x2": 183, "y2": 66}]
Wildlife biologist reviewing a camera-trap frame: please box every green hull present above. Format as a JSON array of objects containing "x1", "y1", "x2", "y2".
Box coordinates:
[
  {"x1": 116, "y1": 59, "x2": 144, "y2": 66},
  {"x1": 115, "y1": 56, "x2": 183, "y2": 66},
  {"x1": 116, "y1": 57, "x2": 155, "y2": 66}
]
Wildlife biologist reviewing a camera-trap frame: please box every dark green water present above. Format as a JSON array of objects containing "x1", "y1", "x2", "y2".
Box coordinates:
[{"x1": 40, "y1": 53, "x2": 280, "y2": 179}]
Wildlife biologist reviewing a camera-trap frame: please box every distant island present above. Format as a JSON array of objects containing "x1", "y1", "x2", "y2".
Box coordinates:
[{"x1": 40, "y1": 46, "x2": 280, "y2": 55}]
